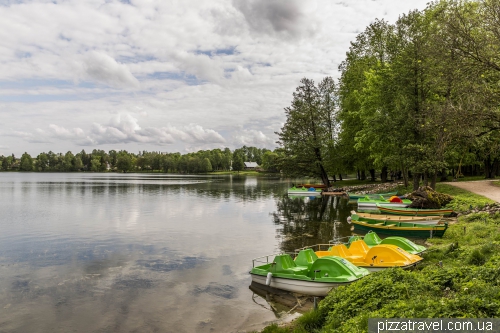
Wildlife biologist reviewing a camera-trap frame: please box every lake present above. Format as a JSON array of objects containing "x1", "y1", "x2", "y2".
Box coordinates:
[{"x1": 0, "y1": 173, "x2": 356, "y2": 333}]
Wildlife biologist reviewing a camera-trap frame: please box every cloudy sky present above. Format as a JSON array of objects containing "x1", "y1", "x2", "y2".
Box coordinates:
[{"x1": 0, "y1": 0, "x2": 429, "y2": 156}]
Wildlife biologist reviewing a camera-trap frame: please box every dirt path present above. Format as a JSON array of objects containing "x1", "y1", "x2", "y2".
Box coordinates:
[{"x1": 444, "y1": 180, "x2": 500, "y2": 203}]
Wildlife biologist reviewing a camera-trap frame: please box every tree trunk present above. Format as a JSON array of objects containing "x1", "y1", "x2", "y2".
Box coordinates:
[
  {"x1": 381, "y1": 166, "x2": 388, "y2": 182},
  {"x1": 413, "y1": 172, "x2": 421, "y2": 191},
  {"x1": 332, "y1": 174, "x2": 337, "y2": 182},
  {"x1": 402, "y1": 165, "x2": 409, "y2": 188},
  {"x1": 338, "y1": 174, "x2": 343, "y2": 181},
  {"x1": 369, "y1": 169, "x2": 376, "y2": 181},
  {"x1": 423, "y1": 173, "x2": 428, "y2": 186},
  {"x1": 361, "y1": 170, "x2": 366, "y2": 180},
  {"x1": 484, "y1": 155, "x2": 497, "y2": 179},
  {"x1": 430, "y1": 171, "x2": 437, "y2": 190},
  {"x1": 318, "y1": 163, "x2": 330, "y2": 186}
]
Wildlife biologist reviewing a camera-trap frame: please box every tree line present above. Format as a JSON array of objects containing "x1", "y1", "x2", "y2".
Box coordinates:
[
  {"x1": 0, "y1": 146, "x2": 283, "y2": 173},
  {"x1": 277, "y1": 0, "x2": 500, "y2": 190}
]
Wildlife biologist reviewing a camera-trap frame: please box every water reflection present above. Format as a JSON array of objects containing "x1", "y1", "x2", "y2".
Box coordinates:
[
  {"x1": 271, "y1": 194, "x2": 356, "y2": 253},
  {"x1": 0, "y1": 173, "x2": 359, "y2": 332}
]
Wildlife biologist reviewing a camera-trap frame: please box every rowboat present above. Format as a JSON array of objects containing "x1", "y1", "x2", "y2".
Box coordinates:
[
  {"x1": 357, "y1": 196, "x2": 412, "y2": 208},
  {"x1": 308, "y1": 241, "x2": 423, "y2": 272},
  {"x1": 376, "y1": 204, "x2": 454, "y2": 217},
  {"x1": 350, "y1": 211, "x2": 442, "y2": 225},
  {"x1": 297, "y1": 184, "x2": 327, "y2": 189},
  {"x1": 250, "y1": 249, "x2": 369, "y2": 296},
  {"x1": 288, "y1": 187, "x2": 322, "y2": 196},
  {"x1": 351, "y1": 218, "x2": 448, "y2": 238},
  {"x1": 347, "y1": 191, "x2": 397, "y2": 200},
  {"x1": 347, "y1": 231, "x2": 427, "y2": 255},
  {"x1": 352, "y1": 211, "x2": 442, "y2": 222}
]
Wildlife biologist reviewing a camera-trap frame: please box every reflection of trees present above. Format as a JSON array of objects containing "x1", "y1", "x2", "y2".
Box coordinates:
[
  {"x1": 271, "y1": 194, "x2": 355, "y2": 253},
  {"x1": 55, "y1": 175, "x2": 285, "y2": 202}
]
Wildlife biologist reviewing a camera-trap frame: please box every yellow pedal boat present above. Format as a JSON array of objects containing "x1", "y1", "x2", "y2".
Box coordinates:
[{"x1": 314, "y1": 240, "x2": 423, "y2": 272}]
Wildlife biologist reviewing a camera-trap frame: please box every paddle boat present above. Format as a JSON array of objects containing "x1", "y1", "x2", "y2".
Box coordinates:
[
  {"x1": 357, "y1": 196, "x2": 412, "y2": 209},
  {"x1": 350, "y1": 211, "x2": 442, "y2": 225},
  {"x1": 305, "y1": 240, "x2": 423, "y2": 272},
  {"x1": 351, "y1": 216, "x2": 448, "y2": 238},
  {"x1": 250, "y1": 249, "x2": 369, "y2": 296},
  {"x1": 288, "y1": 186, "x2": 322, "y2": 196},
  {"x1": 376, "y1": 204, "x2": 454, "y2": 217},
  {"x1": 347, "y1": 231, "x2": 427, "y2": 255},
  {"x1": 347, "y1": 191, "x2": 397, "y2": 200}
]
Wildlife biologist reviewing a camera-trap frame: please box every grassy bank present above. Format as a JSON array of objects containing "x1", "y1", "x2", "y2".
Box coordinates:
[{"x1": 257, "y1": 185, "x2": 500, "y2": 333}]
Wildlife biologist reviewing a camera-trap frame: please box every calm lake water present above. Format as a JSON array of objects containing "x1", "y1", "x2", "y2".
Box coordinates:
[{"x1": 0, "y1": 173, "x2": 356, "y2": 333}]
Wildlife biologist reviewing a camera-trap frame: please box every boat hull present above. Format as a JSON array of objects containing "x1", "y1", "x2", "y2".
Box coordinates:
[
  {"x1": 352, "y1": 220, "x2": 447, "y2": 238},
  {"x1": 353, "y1": 211, "x2": 442, "y2": 222},
  {"x1": 348, "y1": 191, "x2": 397, "y2": 200},
  {"x1": 288, "y1": 190, "x2": 322, "y2": 196},
  {"x1": 359, "y1": 262, "x2": 420, "y2": 272},
  {"x1": 377, "y1": 205, "x2": 454, "y2": 216},
  {"x1": 358, "y1": 202, "x2": 409, "y2": 208},
  {"x1": 353, "y1": 213, "x2": 441, "y2": 225},
  {"x1": 250, "y1": 273, "x2": 348, "y2": 296}
]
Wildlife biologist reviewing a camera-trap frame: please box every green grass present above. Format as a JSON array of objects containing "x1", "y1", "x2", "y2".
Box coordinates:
[{"x1": 436, "y1": 184, "x2": 495, "y2": 211}]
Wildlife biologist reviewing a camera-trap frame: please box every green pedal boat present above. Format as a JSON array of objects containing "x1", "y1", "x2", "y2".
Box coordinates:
[{"x1": 250, "y1": 249, "x2": 369, "y2": 296}]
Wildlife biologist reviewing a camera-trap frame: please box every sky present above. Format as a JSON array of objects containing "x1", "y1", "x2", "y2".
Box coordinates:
[{"x1": 0, "y1": 0, "x2": 430, "y2": 157}]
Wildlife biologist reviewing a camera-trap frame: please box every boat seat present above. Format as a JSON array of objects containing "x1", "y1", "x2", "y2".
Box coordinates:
[
  {"x1": 348, "y1": 240, "x2": 370, "y2": 256},
  {"x1": 317, "y1": 244, "x2": 364, "y2": 262},
  {"x1": 294, "y1": 249, "x2": 318, "y2": 268},
  {"x1": 273, "y1": 254, "x2": 308, "y2": 275}
]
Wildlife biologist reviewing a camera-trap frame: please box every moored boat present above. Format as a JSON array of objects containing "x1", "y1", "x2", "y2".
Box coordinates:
[
  {"x1": 297, "y1": 184, "x2": 327, "y2": 189},
  {"x1": 352, "y1": 211, "x2": 442, "y2": 222},
  {"x1": 250, "y1": 249, "x2": 369, "y2": 296},
  {"x1": 351, "y1": 218, "x2": 448, "y2": 238},
  {"x1": 287, "y1": 186, "x2": 322, "y2": 195},
  {"x1": 376, "y1": 204, "x2": 454, "y2": 216},
  {"x1": 357, "y1": 196, "x2": 412, "y2": 208},
  {"x1": 350, "y1": 212, "x2": 442, "y2": 225},
  {"x1": 347, "y1": 231, "x2": 427, "y2": 255},
  {"x1": 311, "y1": 240, "x2": 423, "y2": 272},
  {"x1": 347, "y1": 191, "x2": 397, "y2": 200}
]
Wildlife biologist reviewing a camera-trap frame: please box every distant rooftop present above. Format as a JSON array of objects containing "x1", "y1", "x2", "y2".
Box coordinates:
[{"x1": 244, "y1": 162, "x2": 259, "y2": 168}]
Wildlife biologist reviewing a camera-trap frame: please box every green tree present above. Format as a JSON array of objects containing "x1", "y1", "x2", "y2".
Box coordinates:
[
  {"x1": 35, "y1": 153, "x2": 49, "y2": 171},
  {"x1": 276, "y1": 77, "x2": 336, "y2": 186},
  {"x1": 201, "y1": 157, "x2": 213, "y2": 173},
  {"x1": 20, "y1": 152, "x2": 33, "y2": 171},
  {"x1": 232, "y1": 154, "x2": 244, "y2": 173},
  {"x1": 90, "y1": 156, "x2": 101, "y2": 172},
  {"x1": 116, "y1": 153, "x2": 132, "y2": 173}
]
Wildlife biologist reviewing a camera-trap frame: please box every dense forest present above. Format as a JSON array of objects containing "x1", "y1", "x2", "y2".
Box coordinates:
[
  {"x1": 0, "y1": 146, "x2": 282, "y2": 174},
  {"x1": 3, "y1": 0, "x2": 500, "y2": 189},
  {"x1": 277, "y1": 0, "x2": 500, "y2": 189}
]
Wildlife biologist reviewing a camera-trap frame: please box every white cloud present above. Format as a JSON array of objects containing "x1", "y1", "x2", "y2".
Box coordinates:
[
  {"x1": 81, "y1": 51, "x2": 140, "y2": 88},
  {"x1": 38, "y1": 113, "x2": 226, "y2": 147},
  {"x1": 232, "y1": 129, "x2": 274, "y2": 147},
  {"x1": 0, "y1": 0, "x2": 430, "y2": 155}
]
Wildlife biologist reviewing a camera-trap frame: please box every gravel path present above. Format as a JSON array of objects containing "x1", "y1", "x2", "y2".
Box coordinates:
[{"x1": 444, "y1": 180, "x2": 500, "y2": 203}]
